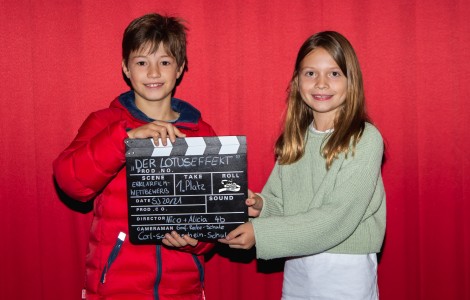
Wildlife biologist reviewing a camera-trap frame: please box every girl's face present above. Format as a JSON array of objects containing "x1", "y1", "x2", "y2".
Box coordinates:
[{"x1": 298, "y1": 47, "x2": 347, "y2": 127}]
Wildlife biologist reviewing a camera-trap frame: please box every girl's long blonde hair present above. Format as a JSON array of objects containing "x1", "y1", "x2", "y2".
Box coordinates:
[{"x1": 275, "y1": 31, "x2": 370, "y2": 168}]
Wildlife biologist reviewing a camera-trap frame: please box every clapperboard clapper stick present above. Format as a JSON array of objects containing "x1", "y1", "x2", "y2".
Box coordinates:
[{"x1": 125, "y1": 136, "x2": 248, "y2": 244}]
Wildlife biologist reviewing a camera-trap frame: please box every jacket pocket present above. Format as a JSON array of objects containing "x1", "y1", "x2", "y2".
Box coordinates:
[{"x1": 100, "y1": 232, "x2": 126, "y2": 284}]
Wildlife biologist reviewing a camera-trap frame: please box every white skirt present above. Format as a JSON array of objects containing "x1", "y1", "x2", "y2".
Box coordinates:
[{"x1": 282, "y1": 253, "x2": 378, "y2": 300}]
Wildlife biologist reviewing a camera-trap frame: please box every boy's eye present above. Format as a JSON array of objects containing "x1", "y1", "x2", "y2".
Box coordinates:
[
  {"x1": 161, "y1": 60, "x2": 171, "y2": 66},
  {"x1": 136, "y1": 61, "x2": 146, "y2": 66}
]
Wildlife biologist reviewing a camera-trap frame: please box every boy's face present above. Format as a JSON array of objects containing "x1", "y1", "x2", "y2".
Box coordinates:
[{"x1": 122, "y1": 43, "x2": 184, "y2": 107}]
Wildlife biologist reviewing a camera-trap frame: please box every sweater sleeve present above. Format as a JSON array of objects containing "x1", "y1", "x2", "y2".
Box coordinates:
[
  {"x1": 259, "y1": 163, "x2": 285, "y2": 217},
  {"x1": 251, "y1": 126, "x2": 385, "y2": 260},
  {"x1": 53, "y1": 112, "x2": 130, "y2": 202}
]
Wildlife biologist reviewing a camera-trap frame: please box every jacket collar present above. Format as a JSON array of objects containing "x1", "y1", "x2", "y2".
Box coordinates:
[{"x1": 115, "y1": 90, "x2": 201, "y2": 126}]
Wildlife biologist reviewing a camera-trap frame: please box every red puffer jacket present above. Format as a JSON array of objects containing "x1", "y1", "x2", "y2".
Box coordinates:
[{"x1": 53, "y1": 91, "x2": 216, "y2": 300}]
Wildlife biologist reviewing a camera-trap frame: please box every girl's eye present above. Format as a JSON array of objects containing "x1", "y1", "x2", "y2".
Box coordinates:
[
  {"x1": 331, "y1": 71, "x2": 341, "y2": 77},
  {"x1": 305, "y1": 71, "x2": 315, "y2": 77}
]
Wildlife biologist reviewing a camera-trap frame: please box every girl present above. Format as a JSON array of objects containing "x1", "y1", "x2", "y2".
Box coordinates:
[{"x1": 219, "y1": 31, "x2": 386, "y2": 299}]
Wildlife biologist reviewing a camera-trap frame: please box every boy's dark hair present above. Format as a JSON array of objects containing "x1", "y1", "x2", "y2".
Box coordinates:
[{"x1": 122, "y1": 13, "x2": 188, "y2": 71}]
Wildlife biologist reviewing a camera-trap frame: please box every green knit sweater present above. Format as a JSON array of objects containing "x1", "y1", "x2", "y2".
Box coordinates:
[{"x1": 251, "y1": 123, "x2": 386, "y2": 260}]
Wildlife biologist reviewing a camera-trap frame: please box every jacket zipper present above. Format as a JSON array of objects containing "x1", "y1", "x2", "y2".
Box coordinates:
[{"x1": 154, "y1": 245, "x2": 163, "y2": 300}]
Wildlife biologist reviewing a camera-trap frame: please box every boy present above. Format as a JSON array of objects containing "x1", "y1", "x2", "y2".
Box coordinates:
[{"x1": 53, "y1": 13, "x2": 216, "y2": 300}]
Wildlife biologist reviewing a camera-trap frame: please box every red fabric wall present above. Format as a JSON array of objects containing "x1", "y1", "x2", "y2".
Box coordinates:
[{"x1": 1, "y1": 1, "x2": 469, "y2": 299}]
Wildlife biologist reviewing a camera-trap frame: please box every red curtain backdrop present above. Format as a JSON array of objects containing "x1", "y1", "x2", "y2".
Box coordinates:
[{"x1": 1, "y1": 1, "x2": 469, "y2": 299}]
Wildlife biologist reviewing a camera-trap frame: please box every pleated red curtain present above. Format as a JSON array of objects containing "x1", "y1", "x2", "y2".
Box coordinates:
[{"x1": 1, "y1": 1, "x2": 469, "y2": 299}]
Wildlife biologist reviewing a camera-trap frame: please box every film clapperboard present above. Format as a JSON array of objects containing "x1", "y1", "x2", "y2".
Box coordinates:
[{"x1": 125, "y1": 136, "x2": 248, "y2": 244}]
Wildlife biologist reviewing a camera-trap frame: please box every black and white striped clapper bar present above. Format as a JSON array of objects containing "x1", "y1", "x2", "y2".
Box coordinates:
[{"x1": 125, "y1": 136, "x2": 248, "y2": 245}]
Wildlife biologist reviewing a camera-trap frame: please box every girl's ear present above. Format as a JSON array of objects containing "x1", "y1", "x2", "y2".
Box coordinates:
[
  {"x1": 176, "y1": 62, "x2": 186, "y2": 79},
  {"x1": 122, "y1": 60, "x2": 130, "y2": 78}
]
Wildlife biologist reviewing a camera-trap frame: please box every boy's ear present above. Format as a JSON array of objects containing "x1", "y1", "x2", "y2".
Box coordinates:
[
  {"x1": 176, "y1": 62, "x2": 186, "y2": 79},
  {"x1": 122, "y1": 60, "x2": 130, "y2": 78}
]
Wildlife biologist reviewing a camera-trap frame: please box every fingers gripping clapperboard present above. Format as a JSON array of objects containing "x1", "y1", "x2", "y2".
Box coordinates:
[{"x1": 125, "y1": 136, "x2": 248, "y2": 244}]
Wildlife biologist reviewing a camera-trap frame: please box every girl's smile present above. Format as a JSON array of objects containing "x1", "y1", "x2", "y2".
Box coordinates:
[{"x1": 312, "y1": 94, "x2": 334, "y2": 101}]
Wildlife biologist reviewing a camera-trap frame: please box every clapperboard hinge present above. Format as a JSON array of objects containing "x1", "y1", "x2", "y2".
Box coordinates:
[{"x1": 125, "y1": 136, "x2": 247, "y2": 157}]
